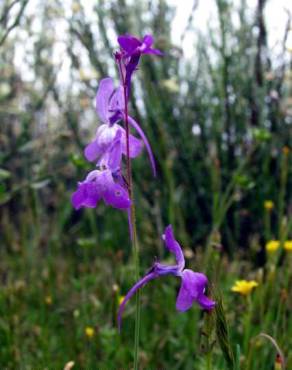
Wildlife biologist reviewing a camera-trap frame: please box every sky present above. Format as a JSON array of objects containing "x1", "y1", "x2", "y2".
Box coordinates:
[{"x1": 169, "y1": 0, "x2": 291, "y2": 58}]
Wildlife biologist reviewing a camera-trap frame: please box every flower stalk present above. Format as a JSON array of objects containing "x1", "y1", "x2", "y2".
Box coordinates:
[{"x1": 120, "y1": 58, "x2": 141, "y2": 370}]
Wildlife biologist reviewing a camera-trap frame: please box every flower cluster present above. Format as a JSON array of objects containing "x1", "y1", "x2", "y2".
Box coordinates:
[{"x1": 71, "y1": 35, "x2": 159, "y2": 211}]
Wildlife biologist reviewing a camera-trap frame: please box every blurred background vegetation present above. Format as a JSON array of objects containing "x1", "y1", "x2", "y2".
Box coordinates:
[{"x1": 0, "y1": 0, "x2": 291, "y2": 369}]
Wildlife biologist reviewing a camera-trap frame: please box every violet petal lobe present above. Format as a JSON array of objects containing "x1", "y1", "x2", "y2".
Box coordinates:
[
  {"x1": 96, "y1": 78, "x2": 115, "y2": 123},
  {"x1": 196, "y1": 294, "x2": 216, "y2": 311},
  {"x1": 142, "y1": 34, "x2": 154, "y2": 48},
  {"x1": 163, "y1": 225, "x2": 185, "y2": 270},
  {"x1": 118, "y1": 34, "x2": 141, "y2": 55},
  {"x1": 100, "y1": 170, "x2": 130, "y2": 209},
  {"x1": 108, "y1": 86, "x2": 125, "y2": 113},
  {"x1": 105, "y1": 130, "x2": 123, "y2": 171},
  {"x1": 118, "y1": 272, "x2": 157, "y2": 330},
  {"x1": 175, "y1": 280, "x2": 194, "y2": 311},
  {"x1": 144, "y1": 48, "x2": 163, "y2": 56},
  {"x1": 176, "y1": 270, "x2": 215, "y2": 312},
  {"x1": 84, "y1": 124, "x2": 120, "y2": 163},
  {"x1": 84, "y1": 139, "x2": 101, "y2": 162},
  {"x1": 71, "y1": 181, "x2": 101, "y2": 210},
  {"x1": 103, "y1": 182, "x2": 130, "y2": 209},
  {"x1": 119, "y1": 126, "x2": 143, "y2": 158},
  {"x1": 142, "y1": 35, "x2": 163, "y2": 55}
]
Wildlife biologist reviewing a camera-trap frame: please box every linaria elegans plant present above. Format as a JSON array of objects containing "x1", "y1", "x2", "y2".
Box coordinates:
[{"x1": 71, "y1": 34, "x2": 215, "y2": 368}]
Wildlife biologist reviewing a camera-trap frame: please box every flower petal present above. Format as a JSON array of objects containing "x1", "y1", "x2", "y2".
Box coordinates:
[
  {"x1": 196, "y1": 294, "x2": 216, "y2": 311},
  {"x1": 98, "y1": 129, "x2": 123, "y2": 171},
  {"x1": 99, "y1": 171, "x2": 130, "y2": 209},
  {"x1": 142, "y1": 35, "x2": 163, "y2": 55},
  {"x1": 144, "y1": 48, "x2": 163, "y2": 56},
  {"x1": 106, "y1": 130, "x2": 123, "y2": 170},
  {"x1": 103, "y1": 182, "x2": 130, "y2": 209},
  {"x1": 84, "y1": 124, "x2": 119, "y2": 163},
  {"x1": 125, "y1": 53, "x2": 140, "y2": 94},
  {"x1": 108, "y1": 86, "x2": 124, "y2": 113},
  {"x1": 118, "y1": 272, "x2": 157, "y2": 330},
  {"x1": 119, "y1": 126, "x2": 143, "y2": 158},
  {"x1": 176, "y1": 270, "x2": 213, "y2": 312},
  {"x1": 84, "y1": 139, "x2": 101, "y2": 162},
  {"x1": 128, "y1": 116, "x2": 156, "y2": 176},
  {"x1": 142, "y1": 34, "x2": 153, "y2": 48},
  {"x1": 118, "y1": 34, "x2": 141, "y2": 55},
  {"x1": 71, "y1": 181, "x2": 101, "y2": 210},
  {"x1": 163, "y1": 225, "x2": 185, "y2": 270},
  {"x1": 96, "y1": 78, "x2": 115, "y2": 123},
  {"x1": 176, "y1": 279, "x2": 194, "y2": 311},
  {"x1": 98, "y1": 124, "x2": 119, "y2": 148}
]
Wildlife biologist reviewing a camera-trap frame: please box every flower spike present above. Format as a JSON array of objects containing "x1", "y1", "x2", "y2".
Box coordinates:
[{"x1": 72, "y1": 34, "x2": 160, "y2": 223}]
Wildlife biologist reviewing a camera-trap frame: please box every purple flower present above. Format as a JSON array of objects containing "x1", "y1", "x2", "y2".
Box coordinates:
[
  {"x1": 116, "y1": 34, "x2": 162, "y2": 100},
  {"x1": 118, "y1": 225, "x2": 215, "y2": 328},
  {"x1": 84, "y1": 78, "x2": 142, "y2": 161},
  {"x1": 72, "y1": 130, "x2": 131, "y2": 210},
  {"x1": 118, "y1": 34, "x2": 163, "y2": 57},
  {"x1": 85, "y1": 77, "x2": 156, "y2": 175},
  {"x1": 71, "y1": 169, "x2": 130, "y2": 210}
]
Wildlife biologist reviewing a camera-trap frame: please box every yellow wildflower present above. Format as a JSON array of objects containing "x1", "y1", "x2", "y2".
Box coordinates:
[
  {"x1": 264, "y1": 200, "x2": 274, "y2": 211},
  {"x1": 85, "y1": 326, "x2": 95, "y2": 338},
  {"x1": 265, "y1": 240, "x2": 280, "y2": 253},
  {"x1": 231, "y1": 280, "x2": 258, "y2": 296},
  {"x1": 45, "y1": 296, "x2": 52, "y2": 305},
  {"x1": 284, "y1": 240, "x2": 292, "y2": 251}
]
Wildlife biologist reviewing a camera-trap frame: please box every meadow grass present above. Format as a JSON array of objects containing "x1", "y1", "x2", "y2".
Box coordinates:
[{"x1": 1, "y1": 206, "x2": 291, "y2": 369}]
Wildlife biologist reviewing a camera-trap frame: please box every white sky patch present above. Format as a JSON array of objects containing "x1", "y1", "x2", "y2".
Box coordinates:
[{"x1": 169, "y1": 0, "x2": 291, "y2": 58}]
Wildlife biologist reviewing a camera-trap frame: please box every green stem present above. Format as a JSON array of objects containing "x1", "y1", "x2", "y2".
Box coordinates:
[
  {"x1": 278, "y1": 150, "x2": 288, "y2": 237},
  {"x1": 119, "y1": 58, "x2": 140, "y2": 369},
  {"x1": 243, "y1": 295, "x2": 252, "y2": 354}
]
